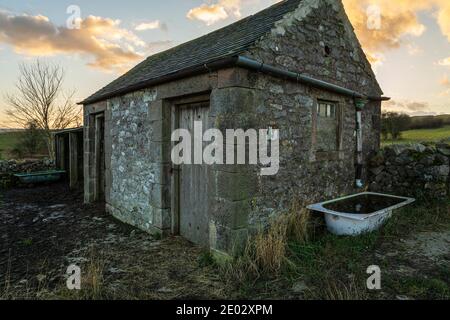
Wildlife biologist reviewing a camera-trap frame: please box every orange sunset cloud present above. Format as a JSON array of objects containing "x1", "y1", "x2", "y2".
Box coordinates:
[
  {"x1": 187, "y1": 0, "x2": 241, "y2": 25},
  {"x1": 342, "y1": 0, "x2": 450, "y2": 66},
  {"x1": 0, "y1": 11, "x2": 171, "y2": 72}
]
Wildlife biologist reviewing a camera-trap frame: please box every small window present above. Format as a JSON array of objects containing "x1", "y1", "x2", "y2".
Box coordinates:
[
  {"x1": 318, "y1": 102, "x2": 336, "y2": 119},
  {"x1": 316, "y1": 100, "x2": 339, "y2": 152}
]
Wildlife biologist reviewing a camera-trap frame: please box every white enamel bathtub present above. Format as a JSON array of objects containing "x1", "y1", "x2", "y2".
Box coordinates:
[{"x1": 307, "y1": 192, "x2": 415, "y2": 236}]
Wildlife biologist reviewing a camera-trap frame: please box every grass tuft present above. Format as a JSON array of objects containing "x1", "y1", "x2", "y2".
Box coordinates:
[
  {"x1": 323, "y1": 277, "x2": 368, "y2": 300},
  {"x1": 224, "y1": 199, "x2": 312, "y2": 285}
]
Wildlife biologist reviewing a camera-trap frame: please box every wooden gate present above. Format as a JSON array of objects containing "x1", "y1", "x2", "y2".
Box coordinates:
[{"x1": 174, "y1": 101, "x2": 210, "y2": 246}]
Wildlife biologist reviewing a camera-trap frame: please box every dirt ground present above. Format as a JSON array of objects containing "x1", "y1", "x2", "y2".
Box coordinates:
[
  {"x1": 0, "y1": 183, "x2": 228, "y2": 299},
  {"x1": 372, "y1": 229, "x2": 450, "y2": 300},
  {"x1": 1, "y1": 183, "x2": 448, "y2": 300}
]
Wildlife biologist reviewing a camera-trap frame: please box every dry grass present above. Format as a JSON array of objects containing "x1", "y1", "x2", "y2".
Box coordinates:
[
  {"x1": 42, "y1": 247, "x2": 107, "y2": 300},
  {"x1": 0, "y1": 252, "x2": 52, "y2": 300},
  {"x1": 221, "y1": 245, "x2": 261, "y2": 284},
  {"x1": 65, "y1": 248, "x2": 106, "y2": 300},
  {"x1": 224, "y1": 198, "x2": 312, "y2": 283},
  {"x1": 286, "y1": 199, "x2": 311, "y2": 244},
  {"x1": 323, "y1": 278, "x2": 368, "y2": 300},
  {"x1": 253, "y1": 198, "x2": 312, "y2": 275},
  {"x1": 83, "y1": 248, "x2": 106, "y2": 299},
  {"x1": 253, "y1": 217, "x2": 288, "y2": 275},
  {"x1": 0, "y1": 251, "x2": 12, "y2": 299}
]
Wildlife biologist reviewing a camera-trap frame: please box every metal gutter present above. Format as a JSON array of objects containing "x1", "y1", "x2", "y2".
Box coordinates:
[
  {"x1": 80, "y1": 55, "x2": 390, "y2": 105},
  {"x1": 235, "y1": 56, "x2": 390, "y2": 102}
]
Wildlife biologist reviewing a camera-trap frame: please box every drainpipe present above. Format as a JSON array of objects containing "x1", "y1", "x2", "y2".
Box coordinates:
[{"x1": 354, "y1": 98, "x2": 368, "y2": 188}]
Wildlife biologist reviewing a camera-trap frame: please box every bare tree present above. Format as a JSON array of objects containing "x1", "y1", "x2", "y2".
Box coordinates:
[{"x1": 4, "y1": 60, "x2": 81, "y2": 158}]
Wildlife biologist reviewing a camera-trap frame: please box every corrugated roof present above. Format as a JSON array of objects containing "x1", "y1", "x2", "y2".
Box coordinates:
[{"x1": 81, "y1": 0, "x2": 302, "y2": 104}]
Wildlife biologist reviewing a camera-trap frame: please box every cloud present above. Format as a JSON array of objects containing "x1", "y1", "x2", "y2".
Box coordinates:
[
  {"x1": 342, "y1": 0, "x2": 428, "y2": 66},
  {"x1": 440, "y1": 75, "x2": 450, "y2": 86},
  {"x1": 383, "y1": 99, "x2": 431, "y2": 114},
  {"x1": 405, "y1": 101, "x2": 430, "y2": 112},
  {"x1": 0, "y1": 11, "x2": 170, "y2": 72},
  {"x1": 438, "y1": 57, "x2": 450, "y2": 67},
  {"x1": 437, "y1": 2, "x2": 450, "y2": 42},
  {"x1": 342, "y1": 0, "x2": 450, "y2": 67},
  {"x1": 187, "y1": 0, "x2": 241, "y2": 25},
  {"x1": 406, "y1": 43, "x2": 423, "y2": 56},
  {"x1": 135, "y1": 20, "x2": 168, "y2": 32},
  {"x1": 439, "y1": 75, "x2": 450, "y2": 96},
  {"x1": 187, "y1": 5, "x2": 228, "y2": 25}
]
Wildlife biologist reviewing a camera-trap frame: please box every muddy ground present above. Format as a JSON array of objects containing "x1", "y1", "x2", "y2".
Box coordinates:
[
  {"x1": 0, "y1": 183, "x2": 228, "y2": 299},
  {"x1": 1, "y1": 183, "x2": 448, "y2": 300}
]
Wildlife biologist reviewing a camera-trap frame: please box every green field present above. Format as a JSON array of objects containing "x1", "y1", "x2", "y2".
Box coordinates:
[
  {"x1": 383, "y1": 125, "x2": 450, "y2": 145},
  {"x1": 0, "y1": 131, "x2": 49, "y2": 159},
  {"x1": 0, "y1": 131, "x2": 22, "y2": 159}
]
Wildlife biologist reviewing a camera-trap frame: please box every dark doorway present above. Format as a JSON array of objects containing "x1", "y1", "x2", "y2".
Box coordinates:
[{"x1": 94, "y1": 114, "x2": 105, "y2": 201}]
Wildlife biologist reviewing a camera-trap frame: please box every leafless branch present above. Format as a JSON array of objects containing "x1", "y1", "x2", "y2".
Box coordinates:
[{"x1": 3, "y1": 59, "x2": 82, "y2": 158}]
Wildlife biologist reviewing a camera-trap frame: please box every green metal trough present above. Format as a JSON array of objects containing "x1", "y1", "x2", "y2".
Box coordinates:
[{"x1": 14, "y1": 170, "x2": 66, "y2": 184}]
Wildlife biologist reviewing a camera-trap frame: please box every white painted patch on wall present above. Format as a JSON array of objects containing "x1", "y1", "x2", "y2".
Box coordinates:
[{"x1": 143, "y1": 89, "x2": 157, "y2": 103}]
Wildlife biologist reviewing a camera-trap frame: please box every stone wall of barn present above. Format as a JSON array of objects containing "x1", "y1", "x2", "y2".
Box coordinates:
[
  {"x1": 106, "y1": 90, "x2": 163, "y2": 234},
  {"x1": 247, "y1": 0, "x2": 382, "y2": 97},
  {"x1": 83, "y1": 0, "x2": 384, "y2": 256},
  {"x1": 208, "y1": 0, "x2": 383, "y2": 255},
  {"x1": 208, "y1": 70, "x2": 380, "y2": 255},
  {"x1": 247, "y1": 0, "x2": 383, "y2": 162},
  {"x1": 205, "y1": 0, "x2": 383, "y2": 254}
]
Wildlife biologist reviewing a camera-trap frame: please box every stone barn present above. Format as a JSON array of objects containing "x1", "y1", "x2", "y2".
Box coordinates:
[{"x1": 81, "y1": 0, "x2": 388, "y2": 257}]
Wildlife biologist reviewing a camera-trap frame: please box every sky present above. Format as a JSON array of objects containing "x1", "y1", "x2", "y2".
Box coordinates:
[{"x1": 0, "y1": 0, "x2": 449, "y2": 127}]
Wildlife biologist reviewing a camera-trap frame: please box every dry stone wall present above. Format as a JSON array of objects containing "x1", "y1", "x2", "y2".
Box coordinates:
[{"x1": 368, "y1": 143, "x2": 450, "y2": 200}]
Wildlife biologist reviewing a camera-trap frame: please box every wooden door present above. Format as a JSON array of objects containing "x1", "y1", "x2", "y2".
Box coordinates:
[{"x1": 178, "y1": 102, "x2": 210, "y2": 246}]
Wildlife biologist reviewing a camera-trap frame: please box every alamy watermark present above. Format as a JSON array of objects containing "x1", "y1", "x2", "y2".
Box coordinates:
[
  {"x1": 66, "y1": 5, "x2": 82, "y2": 30},
  {"x1": 366, "y1": 265, "x2": 381, "y2": 290},
  {"x1": 66, "y1": 264, "x2": 81, "y2": 290},
  {"x1": 366, "y1": 5, "x2": 381, "y2": 30},
  {"x1": 171, "y1": 122, "x2": 280, "y2": 176}
]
